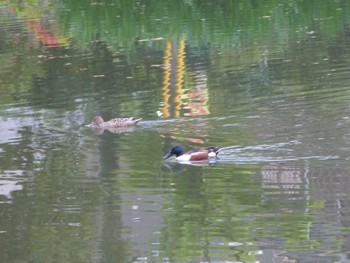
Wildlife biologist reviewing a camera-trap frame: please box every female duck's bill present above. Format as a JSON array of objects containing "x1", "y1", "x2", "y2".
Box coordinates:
[{"x1": 163, "y1": 145, "x2": 220, "y2": 161}]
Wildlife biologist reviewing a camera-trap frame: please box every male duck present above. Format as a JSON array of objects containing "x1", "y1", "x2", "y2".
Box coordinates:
[
  {"x1": 87, "y1": 116, "x2": 142, "y2": 128},
  {"x1": 163, "y1": 145, "x2": 220, "y2": 161}
]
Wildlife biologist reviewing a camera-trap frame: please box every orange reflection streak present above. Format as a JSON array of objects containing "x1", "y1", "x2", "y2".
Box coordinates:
[
  {"x1": 26, "y1": 20, "x2": 63, "y2": 48},
  {"x1": 182, "y1": 70, "x2": 210, "y2": 117},
  {"x1": 6, "y1": 4, "x2": 69, "y2": 48}
]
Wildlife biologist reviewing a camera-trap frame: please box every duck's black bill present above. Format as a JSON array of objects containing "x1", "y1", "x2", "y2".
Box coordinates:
[{"x1": 163, "y1": 152, "x2": 172, "y2": 159}]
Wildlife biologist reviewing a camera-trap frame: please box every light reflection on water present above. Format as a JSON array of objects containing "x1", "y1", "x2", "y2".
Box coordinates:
[
  {"x1": 2, "y1": 92, "x2": 350, "y2": 262},
  {"x1": 2, "y1": 2, "x2": 350, "y2": 263}
]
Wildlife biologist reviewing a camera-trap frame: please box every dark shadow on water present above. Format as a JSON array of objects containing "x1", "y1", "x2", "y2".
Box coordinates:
[{"x1": 162, "y1": 159, "x2": 218, "y2": 173}]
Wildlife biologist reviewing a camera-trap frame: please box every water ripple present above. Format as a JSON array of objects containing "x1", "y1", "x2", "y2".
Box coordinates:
[{"x1": 217, "y1": 142, "x2": 339, "y2": 163}]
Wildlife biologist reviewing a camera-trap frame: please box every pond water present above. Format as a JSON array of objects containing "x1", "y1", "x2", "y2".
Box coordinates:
[{"x1": 1, "y1": 1, "x2": 350, "y2": 262}]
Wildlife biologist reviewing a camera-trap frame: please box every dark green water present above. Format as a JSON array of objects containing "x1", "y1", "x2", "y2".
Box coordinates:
[{"x1": 1, "y1": 1, "x2": 350, "y2": 262}]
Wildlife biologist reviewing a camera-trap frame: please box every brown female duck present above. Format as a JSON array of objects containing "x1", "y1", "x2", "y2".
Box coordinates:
[{"x1": 87, "y1": 116, "x2": 142, "y2": 128}]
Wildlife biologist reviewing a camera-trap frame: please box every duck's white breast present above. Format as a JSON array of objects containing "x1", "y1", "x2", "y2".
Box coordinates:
[
  {"x1": 208, "y1": 152, "x2": 216, "y2": 158},
  {"x1": 176, "y1": 155, "x2": 191, "y2": 161}
]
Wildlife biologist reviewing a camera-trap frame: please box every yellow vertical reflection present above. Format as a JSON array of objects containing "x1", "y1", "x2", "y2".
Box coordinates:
[
  {"x1": 161, "y1": 39, "x2": 172, "y2": 118},
  {"x1": 174, "y1": 37, "x2": 186, "y2": 117},
  {"x1": 161, "y1": 37, "x2": 186, "y2": 118},
  {"x1": 160, "y1": 36, "x2": 209, "y2": 120}
]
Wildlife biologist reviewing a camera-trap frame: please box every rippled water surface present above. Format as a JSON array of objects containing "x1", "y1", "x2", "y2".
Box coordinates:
[{"x1": 1, "y1": 1, "x2": 350, "y2": 262}]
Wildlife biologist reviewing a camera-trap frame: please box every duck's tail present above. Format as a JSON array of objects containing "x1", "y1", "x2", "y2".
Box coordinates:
[
  {"x1": 204, "y1": 146, "x2": 221, "y2": 155},
  {"x1": 215, "y1": 148, "x2": 222, "y2": 154}
]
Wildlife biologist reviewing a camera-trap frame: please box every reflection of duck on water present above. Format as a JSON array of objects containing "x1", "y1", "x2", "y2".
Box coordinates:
[
  {"x1": 162, "y1": 160, "x2": 217, "y2": 173},
  {"x1": 88, "y1": 126, "x2": 137, "y2": 135},
  {"x1": 163, "y1": 145, "x2": 220, "y2": 162}
]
